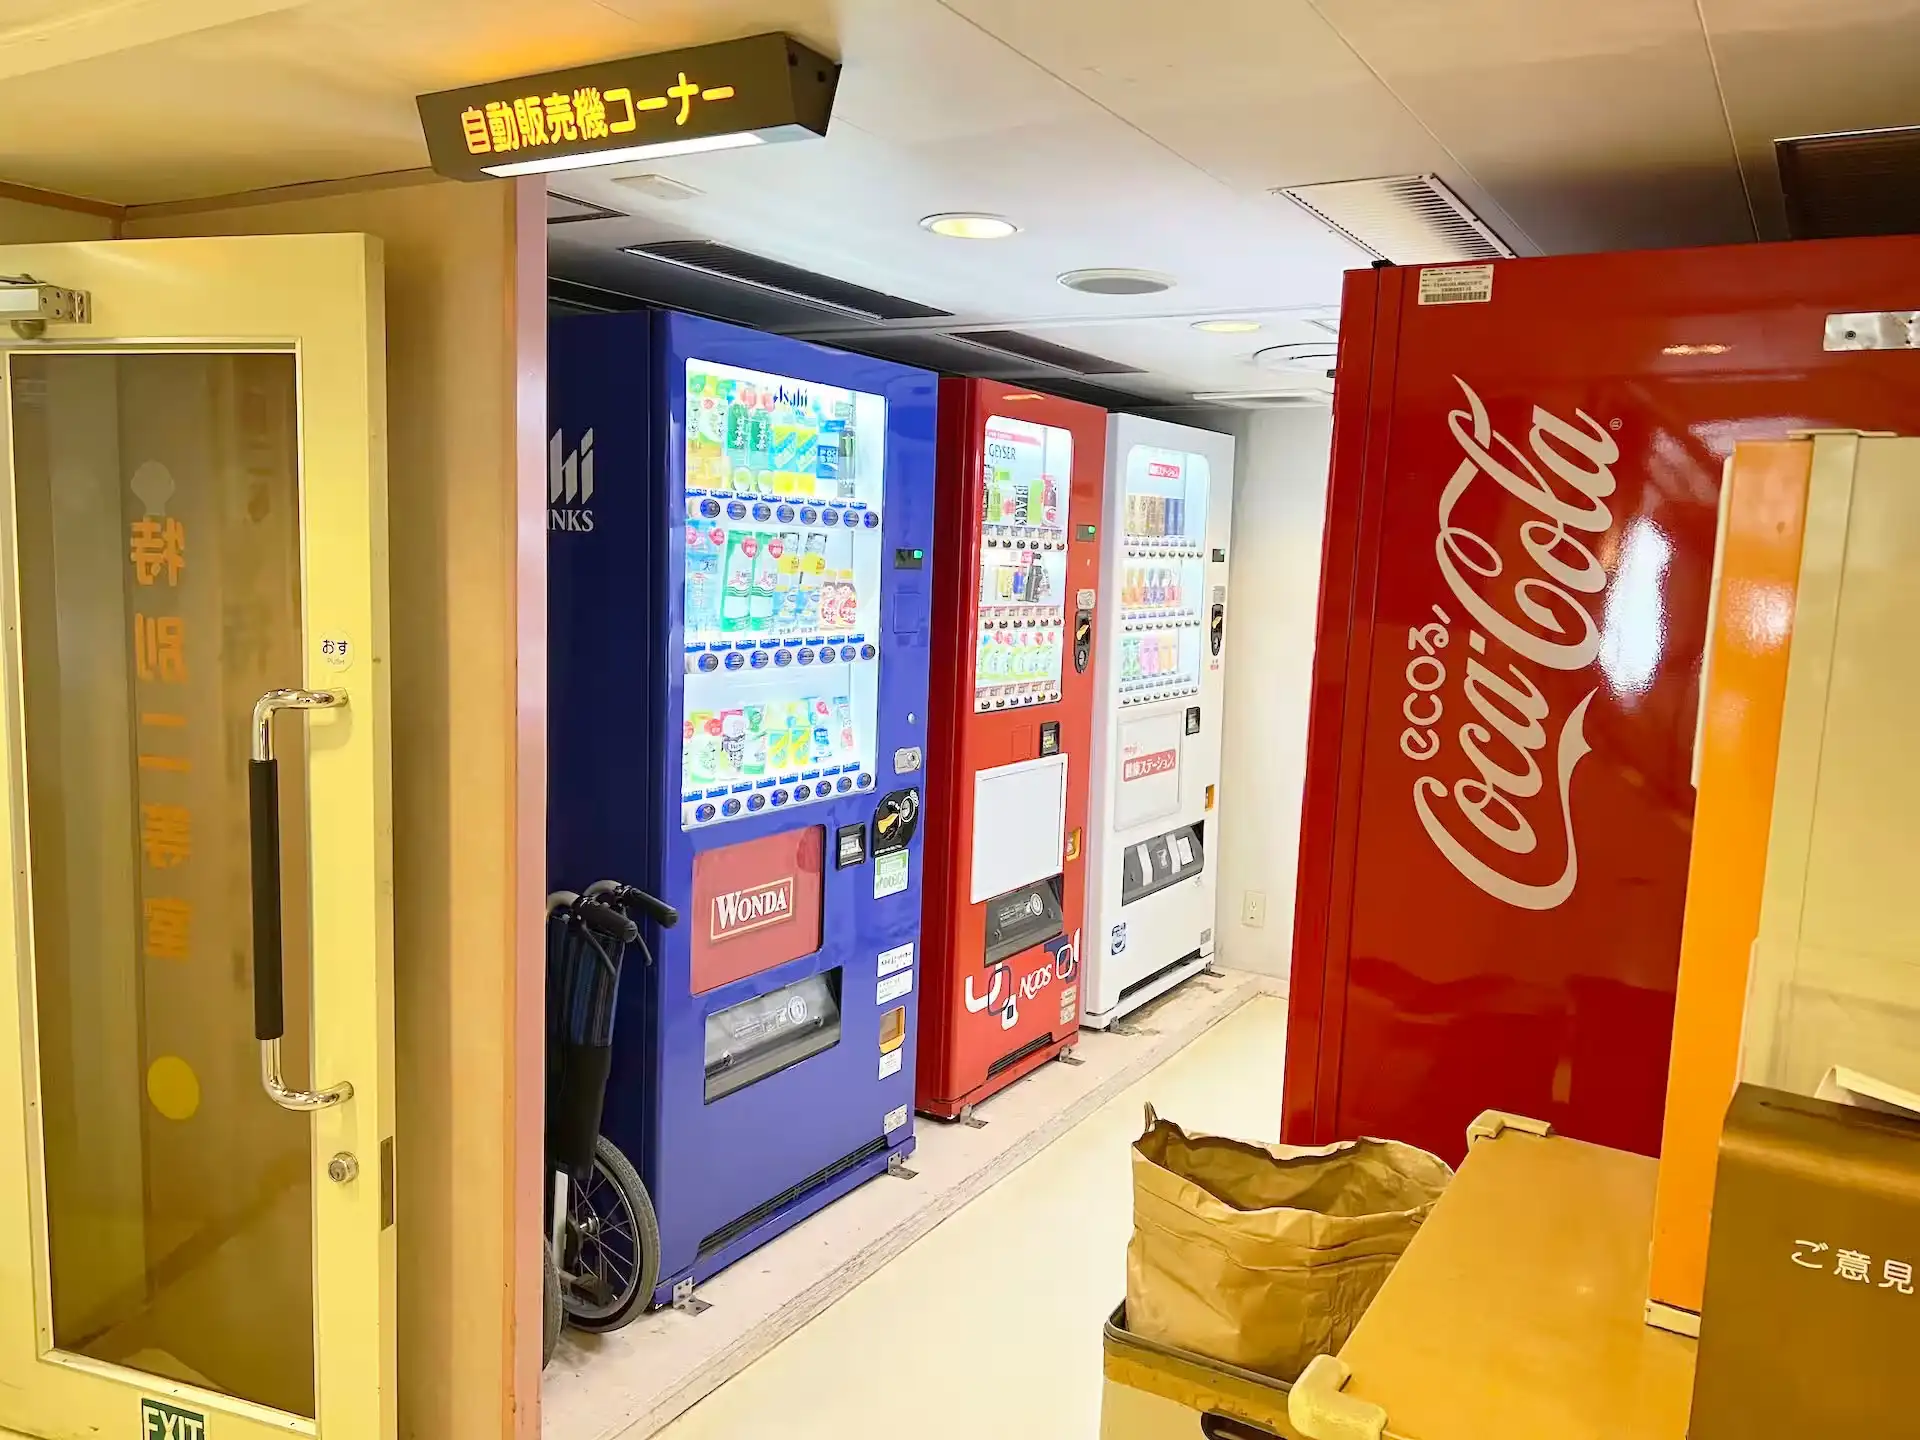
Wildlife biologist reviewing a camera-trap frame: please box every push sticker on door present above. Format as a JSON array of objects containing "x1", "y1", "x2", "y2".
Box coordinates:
[{"x1": 142, "y1": 1399, "x2": 207, "y2": 1439}]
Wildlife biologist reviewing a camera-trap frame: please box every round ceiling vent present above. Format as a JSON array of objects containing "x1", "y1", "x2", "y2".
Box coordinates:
[
  {"x1": 1058, "y1": 268, "x2": 1175, "y2": 296},
  {"x1": 1254, "y1": 341, "x2": 1338, "y2": 373}
]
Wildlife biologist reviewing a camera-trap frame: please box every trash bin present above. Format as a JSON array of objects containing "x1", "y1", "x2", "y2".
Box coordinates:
[
  {"x1": 1127, "y1": 1105, "x2": 1451, "y2": 1383},
  {"x1": 1101, "y1": 1303, "x2": 1301, "y2": 1440}
]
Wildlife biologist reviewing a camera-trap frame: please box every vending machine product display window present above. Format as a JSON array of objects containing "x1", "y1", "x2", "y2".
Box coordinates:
[
  {"x1": 1119, "y1": 444, "x2": 1210, "y2": 706},
  {"x1": 682, "y1": 359, "x2": 888, "y2": 827},
  {"x1": 975, "y1": 415, "x2": 1072, "y2": 712}
]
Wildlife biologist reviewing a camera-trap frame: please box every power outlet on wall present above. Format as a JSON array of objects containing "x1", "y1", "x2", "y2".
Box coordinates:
[{"x1": 1241, "y1": 890, "x2": 1267, "y2": 928}]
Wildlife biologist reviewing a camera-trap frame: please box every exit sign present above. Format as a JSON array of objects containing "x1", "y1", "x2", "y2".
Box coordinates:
[{"x1": 140, "y1": 1399, "x2": 206, "y2": 1439}]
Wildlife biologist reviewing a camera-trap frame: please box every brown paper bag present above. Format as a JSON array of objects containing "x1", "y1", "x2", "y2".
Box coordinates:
[{"x1": 1126, "y1": 1106, "x2": 1451, "y2": 1382}]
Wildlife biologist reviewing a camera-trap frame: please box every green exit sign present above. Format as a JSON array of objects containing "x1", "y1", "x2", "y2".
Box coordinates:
[{"x1": 141, "y1": 1399, "x2": 206, "y2": 1439}]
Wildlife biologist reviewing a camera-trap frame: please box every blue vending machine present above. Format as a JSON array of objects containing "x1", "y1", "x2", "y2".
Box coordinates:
[{"x1": 549, "y1": 310, "x2": 938, "y2": 1307}]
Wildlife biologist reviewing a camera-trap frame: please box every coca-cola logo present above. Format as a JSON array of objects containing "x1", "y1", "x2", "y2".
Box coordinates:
[
  {"x1": 1398, "y1": 377, "x2": 1620, "y2": 911},
  {"x1": 710, "y1": 877, "x2": 795, "y2": 940},
  {"x1": 1122, "y1": 747, "x2": 1178, "y2": 783}
]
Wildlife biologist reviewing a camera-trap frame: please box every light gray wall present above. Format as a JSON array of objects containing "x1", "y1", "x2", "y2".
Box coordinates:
[{"x1": 1214, "y1": 405, "x2": 1335, "y2": 984}]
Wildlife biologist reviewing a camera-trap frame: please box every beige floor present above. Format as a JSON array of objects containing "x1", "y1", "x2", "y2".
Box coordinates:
[{"x1": 654, "y1": 994, "x2": 1289, "y2": 1439}]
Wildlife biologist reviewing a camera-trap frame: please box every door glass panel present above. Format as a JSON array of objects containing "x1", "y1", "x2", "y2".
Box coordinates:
[{"x1": 9, "y1": 353, "x2": 314, "y2": 1417}]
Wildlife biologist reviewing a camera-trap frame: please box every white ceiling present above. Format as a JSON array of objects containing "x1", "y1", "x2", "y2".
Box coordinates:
[{"x1": 6, "y1": 0, "x2": 1920, "y2": 403}]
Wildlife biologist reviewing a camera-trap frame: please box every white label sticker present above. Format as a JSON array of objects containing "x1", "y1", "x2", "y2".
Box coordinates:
[
  {"x1": 879, "y1": 1049, "x2": 903, "y2": 1080},
  {"x1": 878, "y1": 942, "x2": 914, "y2": 979},
  {"x1": 1076, "y1": 587, "x2": 1097, "y2": 610},
  {"x1": 1417, "y1": 263, "x2": 1494, "y2": 306},
  {"x1": 318, "y1": 632, "x2": 354, "y2": 670},
  {"x1": 1174, "y1": 835, "x2": 1194, "y2": 867},
  {"x1": 1060, "y1": 983, "x2": 1078, "y2": 1027},
  {"x1": 874, "y1": 850, "x2": 910, "y2": 899},
  {"x1": 884, "y1": 1103, "x2": 909, "y2": 1133},
  {"x1": 877, "y1": 971, "x2": 913, "y2": 1005}
]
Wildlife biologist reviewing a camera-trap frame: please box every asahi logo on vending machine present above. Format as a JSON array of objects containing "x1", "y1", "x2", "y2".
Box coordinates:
[
  {"x1": 549, "y1": 426, "x2": 595, "y2": 532},
  {"x1": 1396, "y1": 377, "x2": 1621, "y2": 912}
]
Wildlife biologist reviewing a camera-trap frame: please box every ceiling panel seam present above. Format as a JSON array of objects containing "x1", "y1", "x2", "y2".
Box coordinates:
[
  {"x1": 1295, "y1": 0, "x2": 1539, "y2": 257},
  {"x1": 1691, "y1": 0, "x2": 1759, "y2": 241},
  {"x1": 927, "y1": 0, "x2": 1243, "y2": 193}
]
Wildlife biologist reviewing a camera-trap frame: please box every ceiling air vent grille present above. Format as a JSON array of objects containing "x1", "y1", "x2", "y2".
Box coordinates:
[
  {"x1": 1777, "y1": 127, "x2": 1920, "y2": 240},
  {"x1": 1275, "y1": 174, "x2": 1513, "y2": 265},
  {"x1": 622, "y1": 240, "x2": 952, "y2": 322},
  {"x1": 952, "y1": 329, "x2": 1145, "y2": 377}
]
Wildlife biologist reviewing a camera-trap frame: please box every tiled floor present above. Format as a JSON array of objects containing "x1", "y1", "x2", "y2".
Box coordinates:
[{"x1": 653, "y1": 994, "x2": 1288, "y2": 1439}]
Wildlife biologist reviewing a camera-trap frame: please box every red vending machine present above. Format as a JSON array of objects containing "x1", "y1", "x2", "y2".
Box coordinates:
[
  {"x1": 1287, "y1": 235, "x2": 1920, "y2": 1164},
  {"x1": 919, "y1": 380, "x2": 1106, "y2": 1120}
]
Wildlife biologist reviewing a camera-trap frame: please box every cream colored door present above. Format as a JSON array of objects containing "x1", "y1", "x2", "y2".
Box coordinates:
[{"x1": 0, "y1": 237, "x2": 393, "y2": 1440}]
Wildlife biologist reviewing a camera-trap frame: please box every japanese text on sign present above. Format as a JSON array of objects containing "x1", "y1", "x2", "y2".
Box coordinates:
[
  {"x1": 458, "y1": 75, "x2": 737, "y2": 158},
  {"x1": 1791, "y1": 1240, "x2": 1916, "y2": 1293}
]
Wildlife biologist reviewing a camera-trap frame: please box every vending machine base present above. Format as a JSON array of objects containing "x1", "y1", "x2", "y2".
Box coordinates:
[{"x1": 1080, "y1": 951, "x2": 1211, "y2": 1031}]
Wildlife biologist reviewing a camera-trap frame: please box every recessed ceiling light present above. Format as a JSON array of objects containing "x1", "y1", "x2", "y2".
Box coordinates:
[
  {"x1": 1192, "y1": 319, "x2": 1263, "y2": 334},
  {"x1": 1059, "y1": 268, "x2": 1174, "y2": 296},
  {"x1": 921, "y1": 213, "x2": 1019, "y2": 240}
]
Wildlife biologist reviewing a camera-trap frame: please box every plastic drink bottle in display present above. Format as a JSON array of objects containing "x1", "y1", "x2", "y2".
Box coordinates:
[
  {"x1": 717, "y1": 709, "x2": 747, "y2": 775},
  {"x1": 701, "y1": 378, "x2": 731, "y2": 487},
  {"x1": 1167, "y1": 496, "x2": 1184, "y2": 540},
  {"x1": 719, "y1": 531, "x2": 757, "y2": 631},
  {"x1": 791, "y1": 402, "x2": 819, "y2": 491},
  {"x1": 749, "y1": 391, "x2": 776, "y2": 495},
  {"x1": 771, "y1": 397, "x2": 800, "y2": 493},
  {"x1": 726, "y1": 383, "x2": 754, "y2": 492},
  {"x1": 816, "y1": 418, "x2": 843, "y2": 492},
  {"x1": 749, "y1": 531, "x2": 781, "y2": 630},
  {"x1": 741, "y1": 705, "x2": 769, "y2": 777},
  {"x1": 1042, "y1": 471, "x2": 1060, "y2": 528},
  {"x1": 771, "y1": 529, "x2": 804, "y2": 632},
  {"x1": 684, "y1": 524, "x2": 722, "y2": 638},
  {"x1": 686, "y1": 711, "x2": 722, "y2": 785},
  {"x1": 831, "y1": 696, "x2": 855, "y2": 755},
  {"x1": 833, "y1": 400, "x2": 857, "y2": 494},
  {"x1": 808, "y1": 698, "x2": 834, "y2": 763}
]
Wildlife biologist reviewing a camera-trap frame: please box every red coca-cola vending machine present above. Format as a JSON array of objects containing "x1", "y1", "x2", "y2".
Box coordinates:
[
  {"x1": 1287, "y1": 235, "x2": 1920, "y2": 1164},
  {"x1": 919, "y1": 379, "x2": 1106, "y2": 1120}
]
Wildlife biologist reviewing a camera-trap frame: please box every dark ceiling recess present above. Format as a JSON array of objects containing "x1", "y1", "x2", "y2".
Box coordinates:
[
  {"x1": 1777, "y1": 127, "x2": 1920, "y2": 240},
  {"x1": 955, "y1": 329, "x2": 1146, "y2": 377},
  {"x1": 621, "y1": 239, "x2": 952, "y2": 322}
]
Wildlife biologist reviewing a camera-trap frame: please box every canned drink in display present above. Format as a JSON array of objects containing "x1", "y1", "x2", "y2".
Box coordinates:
[
  {"x1": 1167, "y1": 496, "x2": 1183, "y2": 540},
  {"x1": 718, "y1": 709, "x2": 747, "y2": 773}
]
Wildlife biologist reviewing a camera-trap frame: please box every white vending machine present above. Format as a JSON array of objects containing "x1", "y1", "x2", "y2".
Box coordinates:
[{"x1": 1081, "y1": 415, "x2": 1234, "y2": 1029}]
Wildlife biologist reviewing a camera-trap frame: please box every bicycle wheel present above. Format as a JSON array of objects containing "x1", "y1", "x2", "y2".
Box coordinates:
[{"x1": 559, "y1": 1135, "x2": 660, "y2": 1332}]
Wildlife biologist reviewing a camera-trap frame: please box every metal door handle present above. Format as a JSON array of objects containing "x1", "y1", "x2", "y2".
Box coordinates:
[{"x1": 250, "y1": 687, "x2": 353, "y2": 1112}]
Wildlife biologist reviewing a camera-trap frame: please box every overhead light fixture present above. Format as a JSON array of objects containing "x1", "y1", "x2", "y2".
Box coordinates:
[
  {"x1": 417, "y1": 32, "x2": 838, "y2": 183},
  {"x1": 921, "y1": 213, "x2": 1019, "y2": 240},
  {"x1": 486, "y1": 131, "x2": 761, "y2": 177},
  {"x1": 1191, "y1": 388, "x2": 1330, "y2": 405},
  {"x1": 1192, "y1": 319, "x2": 1263, "y2": 334},
  {"x1": 1059, "y1": 268, "x2": 1174, "y2": 296}
]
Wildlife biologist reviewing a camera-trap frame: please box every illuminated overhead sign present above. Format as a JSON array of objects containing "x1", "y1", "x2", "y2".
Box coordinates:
[{"x1": 417, "y1": 32, "x2": 838, "y2": 181}]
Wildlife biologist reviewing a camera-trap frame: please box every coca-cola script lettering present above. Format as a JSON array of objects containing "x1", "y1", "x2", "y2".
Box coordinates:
[{"x1": 1401, "y1": 377, "x2": 1618, "y2": 911}]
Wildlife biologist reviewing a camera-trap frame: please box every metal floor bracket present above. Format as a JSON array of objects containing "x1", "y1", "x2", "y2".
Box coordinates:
[
  {"x1": 959, "y1": 1104, "x2": 989, "y2": 1129},
  {"x1": 887, "y1": 1153, "x2": 918, "y2": 1180},
  {"x1": 1056, "y1": 1048, "x2": 1085, "y2": 1067},
  {"x1": 671, "y1": 1278, "x2": 710, "y2": 1315}
]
